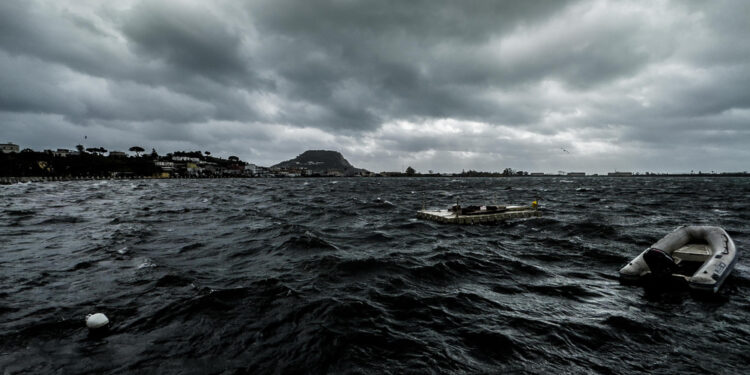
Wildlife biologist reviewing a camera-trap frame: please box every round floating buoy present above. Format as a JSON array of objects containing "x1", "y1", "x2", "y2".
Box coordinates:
[{"x1": 86, "y1": 313, "x2": 109, "y2": 329}]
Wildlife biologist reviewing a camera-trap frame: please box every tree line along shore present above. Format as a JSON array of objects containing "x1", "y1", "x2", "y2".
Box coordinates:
[{"x1": 0, "y1": 146, "x2": 259, "y2": 179}]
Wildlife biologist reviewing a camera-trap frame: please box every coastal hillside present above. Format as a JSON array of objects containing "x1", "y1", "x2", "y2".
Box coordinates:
[{"x1": 272, "y1": 150, "x2": 367, "y2": 176}]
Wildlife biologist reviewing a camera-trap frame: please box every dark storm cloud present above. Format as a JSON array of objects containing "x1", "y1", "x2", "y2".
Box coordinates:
[
  {"x1": 121, "y1": 1, "x2": 259, "y2": 86},
  {"x1": 0, "y1": 1, "x2": 270, "y2": 125},
  {"x1": 249, "y1": 0, "x2": 582, "y2": 129},
  {"x1": 252, "y1": 0, "x2": 577, "y2": 43},
  {"x1": 658, "y1": 67, "x2": 750, "y2": 119},
  {"x1": 0, "y1": 2, "x2": 112, "y2": 75},
  {"x1": 1, "y1": 0, "x2": 749, "y2": 172}
]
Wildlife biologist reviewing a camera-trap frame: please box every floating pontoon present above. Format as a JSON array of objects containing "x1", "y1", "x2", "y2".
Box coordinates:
[{"x1": 417, "y1": 202, "x2": 541, "y2": 224}]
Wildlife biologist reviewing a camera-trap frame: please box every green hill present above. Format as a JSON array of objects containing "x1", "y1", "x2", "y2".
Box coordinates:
[{"x1": 272, "y1": 150, "x2": 367, "y2": 176}]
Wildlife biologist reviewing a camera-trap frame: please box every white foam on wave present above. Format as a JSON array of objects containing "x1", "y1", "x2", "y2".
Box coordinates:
[{"x1": 137, "y1": 258, "x2": 156, "y2": 269}]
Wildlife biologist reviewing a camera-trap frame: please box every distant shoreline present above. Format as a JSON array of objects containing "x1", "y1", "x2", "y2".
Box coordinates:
[
  {"x1": 3, "y1": 173, "x2": 750, "y2": 185},
  {"x1": 3, "y1": 147, "x2": 747, "y2": 181}
]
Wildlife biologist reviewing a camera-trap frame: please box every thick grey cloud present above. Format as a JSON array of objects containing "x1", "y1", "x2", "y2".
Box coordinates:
[
  {"x1": 121, "y1": 1, "x2": 261, "y2": 86},
  {"x1": 1, "y1": 0, "x2": 749, "y2": 173}
]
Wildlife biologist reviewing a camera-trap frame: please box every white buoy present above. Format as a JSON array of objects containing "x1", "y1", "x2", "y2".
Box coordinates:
[{"x1": 86, "y1": 313, "x2": 110, "y2": 329}]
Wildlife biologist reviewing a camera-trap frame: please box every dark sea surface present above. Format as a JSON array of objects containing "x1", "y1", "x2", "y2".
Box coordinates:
[{"x1": 1, "y1": 177, "x2": 749, "y2": 374}]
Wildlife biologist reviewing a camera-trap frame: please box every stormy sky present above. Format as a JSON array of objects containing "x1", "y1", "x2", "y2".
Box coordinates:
[{"x1": 1, "y1": 0, "x2": 749, "y2": 173}]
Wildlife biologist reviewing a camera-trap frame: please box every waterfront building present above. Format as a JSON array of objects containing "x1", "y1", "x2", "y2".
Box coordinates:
[
  {"x1": 172, "y1": 156, "x2": 201, "y2": 163},
  {"x1": 154, "y1": 161, "x2": 175, "y2": 172},
  {"x1": 53, "y1": 149, "x2": 70, "y2": 157},
  {"x1": 1, "y1": 143, "x2": 20, "y2": 153}
]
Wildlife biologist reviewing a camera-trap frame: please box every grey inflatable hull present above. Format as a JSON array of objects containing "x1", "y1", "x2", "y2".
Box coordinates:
[{"x1": 620, "y1": 225, "x2": 737, "y2": 293}]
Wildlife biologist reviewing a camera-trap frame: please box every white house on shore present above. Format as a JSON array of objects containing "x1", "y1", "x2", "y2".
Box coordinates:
[
  {"x1": 1, "y1": 143, "x2": 20, "y2": 153},
  {"x1": 53, "y1": 149, "x2": 69, "y2": 157},
  {"x1": 172, "y1": 156, "x2": 201, "y2": 163},
  {"x1": 154, "y1": 161, "x2": 175, "y2": 171}
]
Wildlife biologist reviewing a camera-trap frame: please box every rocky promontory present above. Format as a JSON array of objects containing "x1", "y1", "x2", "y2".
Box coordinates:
[{"x1": 272, "y1": 150, "x2": 368, "y2": 176}]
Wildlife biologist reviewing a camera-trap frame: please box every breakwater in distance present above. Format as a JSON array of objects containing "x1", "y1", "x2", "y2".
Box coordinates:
[{"x1": 1, "y1": 177, "x2": 748, "y2": 373}]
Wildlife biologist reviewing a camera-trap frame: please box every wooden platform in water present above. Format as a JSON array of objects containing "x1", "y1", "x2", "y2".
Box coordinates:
[{"x1": 417, "y1": 205, "x2": 542, "y2": 224}]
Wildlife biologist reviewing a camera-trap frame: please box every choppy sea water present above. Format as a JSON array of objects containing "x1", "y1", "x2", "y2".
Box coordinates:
[{"x1": 1, "y1": 177, "x2": 749, "y2": 374}]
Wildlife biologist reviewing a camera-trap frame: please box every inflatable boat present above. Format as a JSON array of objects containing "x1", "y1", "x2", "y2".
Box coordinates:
[{"x1": 619, "y1": 225, "x2": 737, "y2": 293}]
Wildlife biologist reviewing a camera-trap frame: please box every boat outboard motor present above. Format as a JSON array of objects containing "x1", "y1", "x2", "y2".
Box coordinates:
[{"x1": 643, "y1": 248, "x2": 677, "y2": 277}]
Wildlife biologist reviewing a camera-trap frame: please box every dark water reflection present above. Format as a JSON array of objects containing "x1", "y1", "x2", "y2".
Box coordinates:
[{"x1": 1, "y1": 177, "x2": 748, "y2": 374}]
